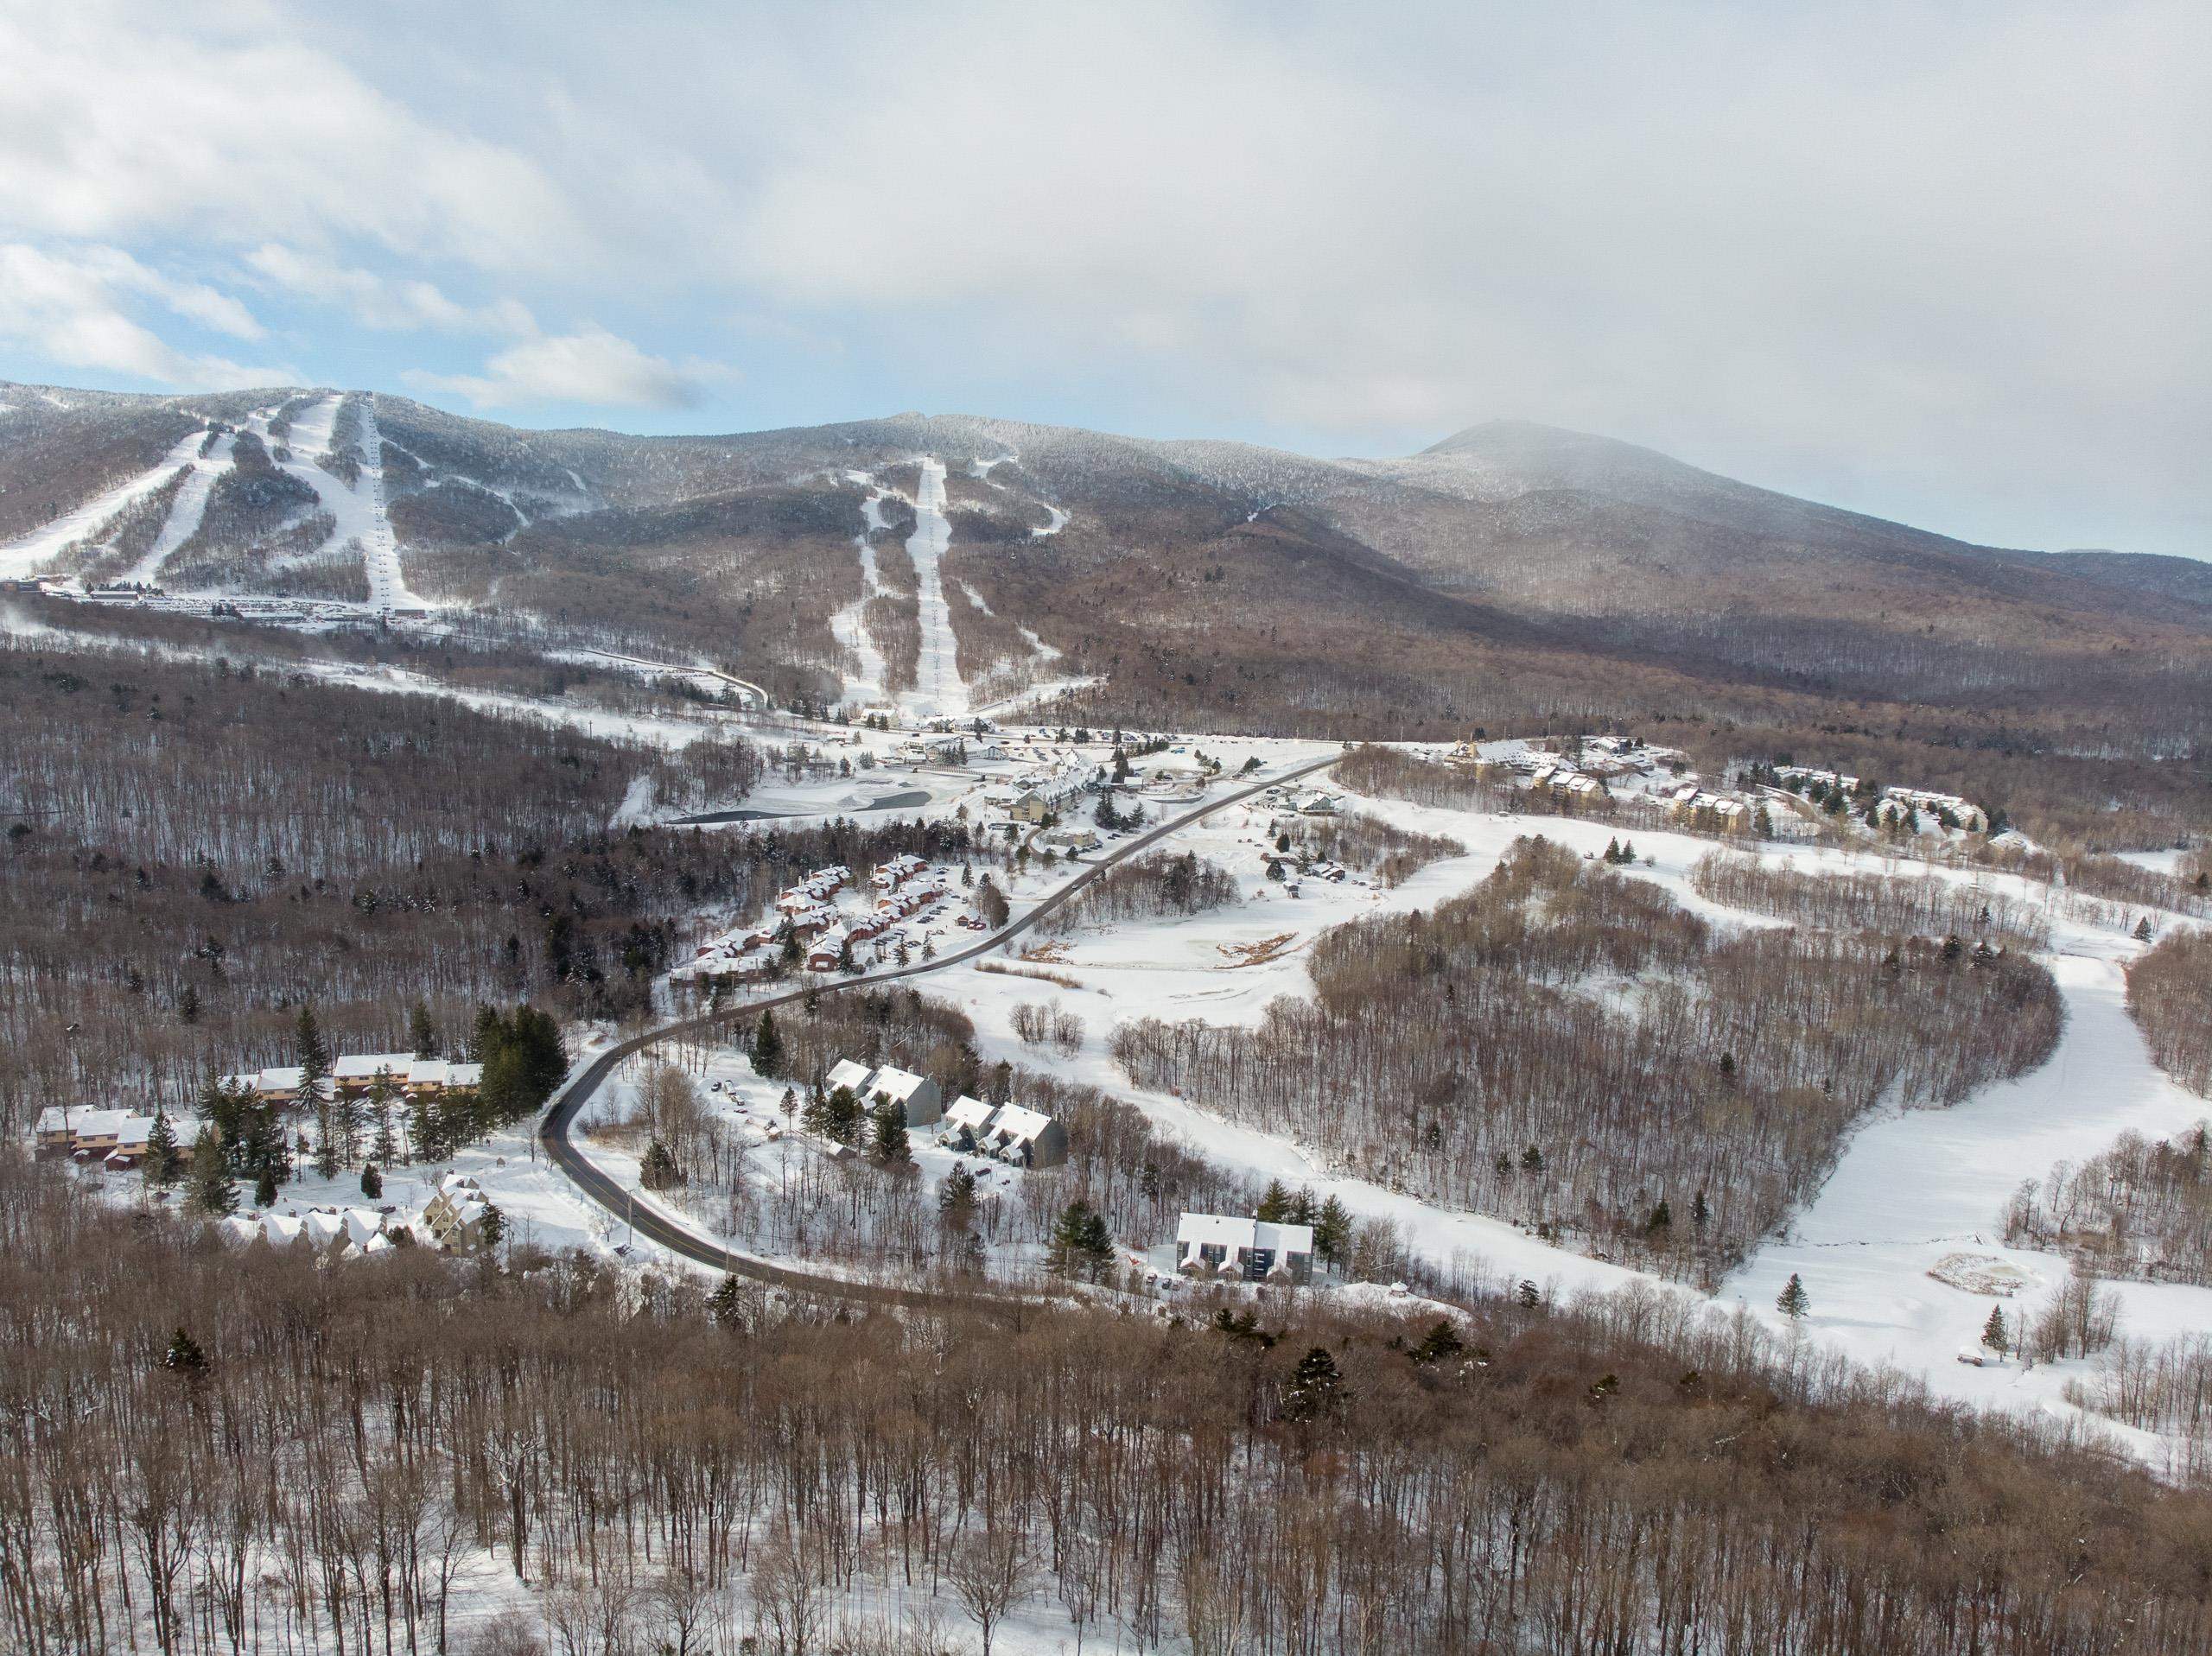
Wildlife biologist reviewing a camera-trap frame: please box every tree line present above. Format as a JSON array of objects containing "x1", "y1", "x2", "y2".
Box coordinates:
[{"x1": 4, "y1": 1155, "x2": 2212, "y2": 1655}]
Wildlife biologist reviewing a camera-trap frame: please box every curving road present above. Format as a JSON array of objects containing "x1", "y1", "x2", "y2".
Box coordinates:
[{"x1": 537, "y1": 752, "x2": 1341, "y2": 1310}]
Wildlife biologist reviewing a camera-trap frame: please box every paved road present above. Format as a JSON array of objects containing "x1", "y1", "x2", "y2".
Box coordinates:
[{"x1": 537, "y1": 752, "x2": 1340, "y2": 1310}]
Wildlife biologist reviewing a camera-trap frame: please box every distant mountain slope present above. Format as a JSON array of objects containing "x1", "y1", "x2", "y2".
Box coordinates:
[{"x1": 3, "y1": 382, "x2": 2206, "y2": 840}]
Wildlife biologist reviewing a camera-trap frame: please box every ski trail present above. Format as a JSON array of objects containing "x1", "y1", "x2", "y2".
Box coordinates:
[
  {"x1": 119, "y1": 432, "x2": 236, "y2": 586},
  {"x1": 353, "y1": 399, "x2": 425, "y2": 610},
  {"x1": 254, "y1": 393, "x2": 425, "y2": 611},
  {"x1": 0, "y1": 428, "x2": 206, "y2": 580},
  {"x1": 953, "y1": 578, "x2": 1064, "y2": 667},
  {"x1": 903, "y1": 456, "x2": 969, "y2": 718},
  {"x1": 827, "y1": 474, "x2": 893, "y2": 707},
  {"x1": 1033, "y1": 504, "x2": 1070, "y2": 537}
]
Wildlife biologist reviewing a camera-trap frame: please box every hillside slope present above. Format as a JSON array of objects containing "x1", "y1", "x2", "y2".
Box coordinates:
[{"x1": 3, "y1": 381, "x2": 2206, "y2": 843}]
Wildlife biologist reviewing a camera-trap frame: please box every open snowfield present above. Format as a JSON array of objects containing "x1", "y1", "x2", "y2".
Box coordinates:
[{"x1": 827, "y1": 765, "x2": 2212, "y2": 1463}]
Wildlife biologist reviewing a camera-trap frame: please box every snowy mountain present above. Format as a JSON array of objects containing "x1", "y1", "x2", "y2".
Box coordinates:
[{"x1": 4, "y1": 381, "x2": 2208, "y2": 764}]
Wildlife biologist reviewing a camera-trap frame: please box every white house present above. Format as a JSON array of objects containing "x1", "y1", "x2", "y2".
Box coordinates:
[
  {"x1": 865, "y1": 1065, "x2": 943, "y2": 1127},
  {"x1": 978, "y1": 1102, "x2": 1068, "y2": 1170},
  {"x1": 824, "y1": 1058, "x2": 876, "y2": 1097},
  {"x1": 941, "y1": 1094, "x2": 997, "y2": 1143},
  {"x1": 1174, "y1": 1214, "x2": 1315, "y2": 1285},
  {"x1": 423, "y1": 1173, "x2": 493, "y2": 1251}
]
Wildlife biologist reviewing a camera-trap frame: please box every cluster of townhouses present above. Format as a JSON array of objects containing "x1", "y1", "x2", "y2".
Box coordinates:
[
  {"x1": 213, "y1": 1056, "x2": 485, "y2": 1104},
  {"x1": 218, "y1": 1205, "x2": 400, "y2": 1256},
  {"x1": 35, "y1": 1106, "x2": 199, "y2": 1171},
  {"x1": 817, "y1": 1057, "x2": 1071, "y2": 1169},
  {"x1": 675, "y1": 857, "x2": 965, "y2": 985},
  {"x1": 1773, "y1": 766, "x2": 1987, "y2": 833},
  {"x1": 938, "y1": 1094, "x2": 1070, "y2": 1169},
  {"x1": 1173, "y1": 1213, "x2": 1318, "y2": 1285}
]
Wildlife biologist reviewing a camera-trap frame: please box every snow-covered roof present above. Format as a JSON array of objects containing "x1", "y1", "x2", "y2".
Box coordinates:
[
  {"x1": 407, "y1": 1059, "x2": 448, "y2": 1086},
  {"x1": 1175, "y1": 1213, "x2": 1313, "y2": 1256},
  {"x1": 825, "y1": 1059, "x2": 875, "y2": 1095},
  {"x1": 868, "y1": 1065, "x2": 931, "y2": 1103},
  {"x1": 334, "y1": 1053, "x2": 413, "y2": 1082},
  {"x1": 446, "y1": 1063, "x2": 484, "y2": 1087},
  {"x1": 1177, "y1": 1212, "x2": 1257, "y2": 1252},
  {"x1": 988, "y1": 1103, "x2": 1055, "y2": 1145},
  {"x1": 1254, "y1": 1221, "x2": 1315, "y2": 1256},
  {"x1": 258, "y1": 1066, "x2": 307, "y2": 1091},
  {"x1": 944, "y1": 1095, "x2": 996, "y2": 1133}
]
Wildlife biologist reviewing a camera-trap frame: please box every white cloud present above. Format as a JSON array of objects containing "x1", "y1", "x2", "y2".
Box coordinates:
[
  {"x1": 0, "y1": 2, "x2": 2202, "y2": 551},
  {"x1": 406, "y1": 327, "x2": 720, "y2": 411},
  {"x1": 244, "y1": 244, "x2": 536, "y2": 335},
  {"x1": 0, "y1": 243, "x2": 289, "y2": 387},
  {"x1": 0, "y1": 2, "x2": 582, "y2": 272}
]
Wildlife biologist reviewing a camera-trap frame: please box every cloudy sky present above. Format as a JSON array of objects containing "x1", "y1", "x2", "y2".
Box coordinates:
[{"x1": 1, "y1": 0, "x2": 2205, "y2": 555}]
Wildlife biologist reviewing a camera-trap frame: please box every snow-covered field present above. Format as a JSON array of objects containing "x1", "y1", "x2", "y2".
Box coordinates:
[{"x1": 817, "y1": 768, "x2": 2212, "y2": 1465}]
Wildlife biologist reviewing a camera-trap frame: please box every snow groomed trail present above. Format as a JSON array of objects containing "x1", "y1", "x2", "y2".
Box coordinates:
[
  {"x1": 270, "y1": 394, "x2": 424, "y2": 612},
  {"x1": 351, "y1": 399, "x2": 425, "y2": 611},
  {"x1": 0, "y1": 428, "x2": 207, "y2": 580},
  {"x1": 827, "y1": 473, "x2": 893, "y2": 707},
  {"x1": 902, "y1": 457, "x2": 969, "y2": 719},
  {"x1": 120, "y1": 432, "x2": 234, "y2": 586}
]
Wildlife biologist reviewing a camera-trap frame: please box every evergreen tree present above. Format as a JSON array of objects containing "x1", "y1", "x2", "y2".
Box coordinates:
[
  {"x1": 162, "y1": 1327, "x2": 209, "y2": 1378},
  {"x1": 1981, "y1": 1304, "x2": 2010, "y2": 1355},
  {"x1": 707, "y1": 1274, "x2": 743, "y2": 1328},
  {"x1": 1048, "y1": 1200, "x2": 1113, "y2": 1281},
  {"x1": 478, "y1": 1202, "x2": 505, "y2": 1248},
  {"x1": 752, "y1": 1010, "x2": 785, "y2": 1079},
  {"x1": 870, "y1": 1101, "x2": 911, "y2": 1164},
  {"x1": 187, "y1": 1126, "x2": 236, "y2": 1216},
  {"x1": 331, "y1": 1083, "x2": 365, "y2": 1168},
  {"x1": 1777, "y1": 1273, "x2": 1811, "y2": 1322},
  {"x1": 370, "y1": 1082, "x2": 399, "y2": 1166},
  {"x1": 1646, "y1": 1198, "x2": 1672, "y2": 1236},
  {"x1": 1409, "y1": 1320, "x2": 1465, "y2": 1366},
  {"x1": 177, "y1": 984, "x2": 201, "y2": 1025},
  {"x1": 1281, "y1": 1346, "x2": 1346, "y2": 1422},
  {"x1": 1521, "y1": 1145, "x2": 1543, "y2": 1173},
  {"x1": 1691, "y1": 1189, "x2": 1710, "y2": 1230},
  {"x1": 1313, "y1": 1195, "x2": 1352, "y2": 1267},
  {"x1": 1515, "y1": 1278, "x2": 1541, "y2": 1310},
  {"x1": 2134, "y1": 915, "x2": 2155, "y2": 942},
  {"x1": 360, "y1": 1164, "x2": 383, "y2": 1200},
  {"x1": 938, "y1": 1162, "x2": 978, "y2": 1227},
  {"x1": 296, "y1": 1006, "x2": 331, "y2": 1090},
  {"x1": 640, "y1": 1139, "x2": 683, "y2": 1190},
  {"x1": 409, "y1": 999, "x2": 440, "y2": 1058},
  {"x1": 143, "y1": 1106, "x2": 181, "y2": 1187},
  {"x1": 407, "y1": 1090, "x2": 440, "y2": 1164},
  {"x1": 1255, "y1": 1179, "x2": 1293, "y2": 1222},
  {"x1": 254, "y1": 1164, "x2": 278, "y2": 1209}
]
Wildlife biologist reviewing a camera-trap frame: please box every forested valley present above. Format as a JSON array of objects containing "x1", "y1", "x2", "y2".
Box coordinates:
[
  {"x1": 0, "y1": 637, "x2": 988, "y2": 1133},
  {"x1": 1111, "y1": 837, "x2": 2063, "y2": 1277}
]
